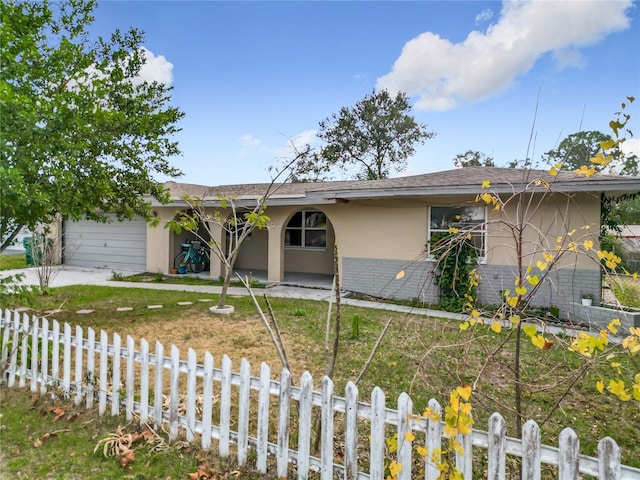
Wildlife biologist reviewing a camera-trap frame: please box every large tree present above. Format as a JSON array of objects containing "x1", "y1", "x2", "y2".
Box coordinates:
[
  {"x1": 0, "y1": 0, "x2": 184, "y2": 252},
  {"x1": 542, "y1": 130, "x2": 638, "y2": 175},
  {"x1": 303, "y1": 90, "x2": 435, "y2": 181}
]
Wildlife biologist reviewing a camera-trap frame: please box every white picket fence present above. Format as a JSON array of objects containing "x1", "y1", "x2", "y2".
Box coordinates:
[{"x1": 1, "y1": 309, "x2": 638, "y2": 480}]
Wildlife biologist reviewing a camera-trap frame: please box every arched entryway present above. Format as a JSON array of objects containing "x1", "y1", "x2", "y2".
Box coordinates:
[{"x1": 282, "y1": 209, "x2": 334, "y2": 287}]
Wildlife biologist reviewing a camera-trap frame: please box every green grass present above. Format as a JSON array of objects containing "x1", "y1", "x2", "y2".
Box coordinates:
[
  {"x1": 0, "y1": 253, "x2": 28, "y2": 270},
  {"x1": 0, "y1": 388, "x2": 271, "y2": 479},
  {"x1": 610, "y1": 277, "x2": 640, "y2": 308},
  {"x1": 1, "y1": 285, "x2": 639, "y2": 472}
]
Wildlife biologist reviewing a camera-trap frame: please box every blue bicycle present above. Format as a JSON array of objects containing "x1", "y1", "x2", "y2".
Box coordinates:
[{"x1": 174, "y1": 241, "x2": 210, "y2": 273}]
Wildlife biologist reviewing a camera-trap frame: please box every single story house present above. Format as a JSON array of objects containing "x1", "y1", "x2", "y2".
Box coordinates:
[{"x1": 63, "y1": 167, "x2": 640, "y2": 312}]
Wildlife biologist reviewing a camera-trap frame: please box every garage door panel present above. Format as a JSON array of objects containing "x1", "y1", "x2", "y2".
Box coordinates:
[{"x1": 64, "y1": 215, "x2": 147, "y2": 271}]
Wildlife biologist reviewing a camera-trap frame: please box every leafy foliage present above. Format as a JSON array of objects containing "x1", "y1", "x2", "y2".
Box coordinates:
[
  {"x1": 452, "y1": 150, "x2": 495, "y2": 168},
  {"x1": 0, "y1": 0, "x2": 184, "y2": 252},
  {"x1": 298, "y1": 90, "x2": 436, "y2": 181},
  {"x1": 431, "y1": 231, "x2": 478, "y2": 312}
]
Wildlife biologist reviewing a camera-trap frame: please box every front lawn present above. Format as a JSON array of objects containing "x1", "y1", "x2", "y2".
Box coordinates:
[
  {"x1": 1, "y1": 285, "x2": 638, "y2": 470},
  {"x1": 0, "y1": 253, "x2": 27, "y2": 270}
]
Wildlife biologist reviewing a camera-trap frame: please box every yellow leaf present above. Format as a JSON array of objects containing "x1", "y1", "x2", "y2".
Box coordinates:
[
  {"x1": 389, "y1": 461, "x2": 402, "y2": 477},
  {"x1": 405, "y1": 431, "x2": 415, "y2": 442},
  {"x1": 583, "y1": 239, "x2": 594, "y2": 251},
  {"x1": 416, "y1": 446, "x2": 427, "y2": 457},
  {"x1": 515, "y1": 286, "x2": 527, "y2": 296},
  {"x1": 506, "y1": 296, "x2": 518, "y2": 307},
  {"x1": 491, "y1": 321, "x2": 502, "y2": 333},
  {"x1": 607, "y1": 318, "x2": 621, "y2": 334},
  {"x1": 537, "y1": 260, "x2": 548, "y2": 272},
  {"x1": 549, "y1": 167, "x2": 558, "y2": 177},
  {"x1": 608, "y1": 379, "x2": 631, "y2": 401},
  {"x1": 509, "y1": 315, "x2": 521, "y2": 325},
  {"x1": 459, "y1": 322, "x2": 470, "y2": 331},
  {"x1": 531, "y1": 335, "x2": 546, "y2": 349},
  {"x1": 452, "y1": 440, "x2": 465, "y2": 455},
  {"x1": 526, "y1": 275, "x2": 539, "y2": 286},
  {"x1": 554, "y1": 162, "x2": 563, "y2": 169},
  {"x1": 456, "y1": 385, "x2": 472, "y2": 401},
  {"x1": 481, "y1": 180, "x2": 491, "y2": 188},
  {"x1": 449, "y1": 227, "x2": 459, "y2": 234},
  {"x1": 395, "y1": 270, "x2": 405, "y2": 280},
  {"x1": 601, "y1": 139, "x2": 616, "y2": 150},
  {"x1": 543, "y1": 252, "x2": 554, "y2": 262},
  {"x1": 596, "y1": 380, "x2": 604, "y2": 393},
  {"x1": 523, "y1": 324, "x2": 537, "y2": 338}
]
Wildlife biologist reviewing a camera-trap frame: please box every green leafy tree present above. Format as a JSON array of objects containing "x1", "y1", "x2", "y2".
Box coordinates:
[
  {"x1": 304, "y1": 90, "x2": 435, "y2": 181},
  {"x1": 543, "y1": 130, "x2": 638, "y2": 176},
  {"x1": 452, "y1": 150, "x2": 495, "y2": 168},
  {"x1": 0, "y1": 0, "x2": 184, "y2": 252}
]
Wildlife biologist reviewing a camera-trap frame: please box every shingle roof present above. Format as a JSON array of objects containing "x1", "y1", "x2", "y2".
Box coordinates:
[{"x1": 162, "y1": 167, "x2": 639, "y2": 204}]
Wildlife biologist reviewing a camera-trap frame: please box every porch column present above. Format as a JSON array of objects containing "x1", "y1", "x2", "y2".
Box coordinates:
[
  {"x1": 208, "y1": 221, "x2": 224, "y2": 279},
  {"x1": 267, "y1": 222, "x2": 284, "y2": 283},
  {"x1": 148, "y1": 211, "x2": 172, "y2": 273}
]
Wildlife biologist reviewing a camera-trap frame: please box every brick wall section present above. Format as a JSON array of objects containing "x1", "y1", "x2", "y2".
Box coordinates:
[{"x1": 343, "y1": 257, "x2": 601, "y2": 314}]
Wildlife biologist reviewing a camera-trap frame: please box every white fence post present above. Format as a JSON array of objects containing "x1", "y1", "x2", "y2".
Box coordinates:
[
  {"x1": 297, "y1": 371, "x2": 313, "y2": 479},
  {"x1": 111, "y1": 333, "x2": 121, "y2": 416},
  {"x1": 61, "y1": 322, "x2": 72, "y2": 394},
  {"x1": 30, "y1": 316, "x2": 39, "y2": 393},
  {"x1": 7, "y1": 311, "x2": 20, "y2": 387},
  {"x1": 153, "y1": 341, "x2": 164, "y2": 429},
  {"x1": 51, "y1": 319, "x2": 60, "y2": 391},
  {"x1": 219, "y1": 354, "x2": 232, "y2": 457},
  {"x1": 169, "y1": 344, "x2": 180, "y2": 441},
  {"x1": 397, "y1": 392, "x2": 413, "y2": 480},
  {"x1": 370, "y1": 387, "x2": 386, "y2": 480},
  {"x1": 201, "y1": 351, "x2": 214, "y2": 451},
  {"x1": 598, "y1": 437, "x2": 621, "y2": 480},
  {"x1": 522, "y1": 420, "x2": 541, "y2": 480},
  {"x1": 488, "y1": 412, "x2": 506, "y2": 480},
  {"x1": 86, "y1": 327, "x2": 95, "y2": 408},
  {"x1": 558, "y1": 428, "x2": 579, "y2": 480},
  {"x1": 321, "y1": 376, "x2": 334, "y2": 480},
  {"x1": 125, "y1": 336, "x2": 135, "y2": 420},
  {"x1": 19, "y1": 314, "x2": 29, "y2": 388},
  {"x1": 74, "y1": 326, "x2": 84, "y2": 405},
  {"x1": 344, "y1": 381, "x2": 358, "y2": 480},
  {"x1": 425, "y1": 399, "x2": 442, "y2": 480},
  {"x1": 237, "y1": 358, "x2": 251, "y2": 466},
  {"x1": 256, "y1": 362, "x2": 271, "y2": 473},
  {"x1": 277, "y1": 368, "x2": 292, "y2": 479},
  {"x1": 98, "y1": 330, "x2": 108, "y2": 415},
  {"x1": 139, "y1": 338, "x2": 149, "y2": 423},
  {"x1": 40, "y1": 317, "x2": 49, "y2": 395},
  {"x1": 186, "y1": 348, "x2": 197, "y2": 442}
]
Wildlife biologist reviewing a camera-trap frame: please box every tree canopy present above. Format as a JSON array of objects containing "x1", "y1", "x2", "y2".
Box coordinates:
[
  {"x1": 452, "y1": 150, "x2": 495, "y2": 168},
  {"x1": 542, "y1": 130, "x2": 638, "y2": 176},
  {"x1": 0, "y1": 0, "x2": 184, "y2": 251},
  {"x1": 298, "y1": 90, "x2": 435, "y2": 181}
]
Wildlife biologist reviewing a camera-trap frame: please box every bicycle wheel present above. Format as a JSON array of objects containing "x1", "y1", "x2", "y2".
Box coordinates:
[
  {"x1": 174, "y1": 252, "x2": 188, "y2": 270},
  {"x1": 189, "y1": 253, "x2": 206, "y2": 273}
]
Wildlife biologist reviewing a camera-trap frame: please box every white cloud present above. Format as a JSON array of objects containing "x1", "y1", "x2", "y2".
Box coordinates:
[
  {"x1": 238, "y1": 133, "x2": 263, "y2": 156},
  {"x1": 377, "y1": 0, "x2": 633, "y2": 111},
  {"x1": 135, "y1": 47, "x2": 174, "y2": 85},
  {"x1": 475, "y1": 8, "x2": 493, "y2": 24}
]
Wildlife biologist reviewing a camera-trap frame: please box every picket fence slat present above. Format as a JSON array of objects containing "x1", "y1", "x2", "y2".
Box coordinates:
[
  {"x1": 237, "y1": 358, "x2": 251, "y2": 466},
  {"x1": 257, "y1": 362, "x2": 270, "y2": 473},
  {"x1": 40, "y1": 318, "x2": 49, "y2": 395},
  {"x1": 2, "y1": 310, "x2": 640, "y2": 480},
  {"x1": 278, "y1": 369, "x2": 292, "y2": 480},
  {"x1": 321, "y1": 376, "x2": 334, "y2": 480},
  {"x1": 370, "y1": 387, "x2": 385, "y2": 480},
  {"x1": 30, "y1": 317, "x2": 39, "y2": 393}
]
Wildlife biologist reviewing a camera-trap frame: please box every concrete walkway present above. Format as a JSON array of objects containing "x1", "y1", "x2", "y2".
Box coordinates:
[{"x1": 0, "y1": 266, "x2": 468, "y2": 321}]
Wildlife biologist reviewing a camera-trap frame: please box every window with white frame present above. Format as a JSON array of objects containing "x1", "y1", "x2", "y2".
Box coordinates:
[
  {"x1": 428, "y1": 206, "x2": 487, "y2": 260},
  {"x1": 285, "y1": 210, "x2": 327, "y2": 249}
]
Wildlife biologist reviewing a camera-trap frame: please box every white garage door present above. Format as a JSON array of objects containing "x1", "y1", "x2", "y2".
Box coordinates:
[{"x1": 64, "y1": 215, "x2": 147, "y2": 271}]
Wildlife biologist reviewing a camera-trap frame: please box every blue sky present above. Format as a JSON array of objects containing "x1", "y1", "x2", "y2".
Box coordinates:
[{"x1": 92, "y1": 1, "x2": 640, "y2": 185}]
